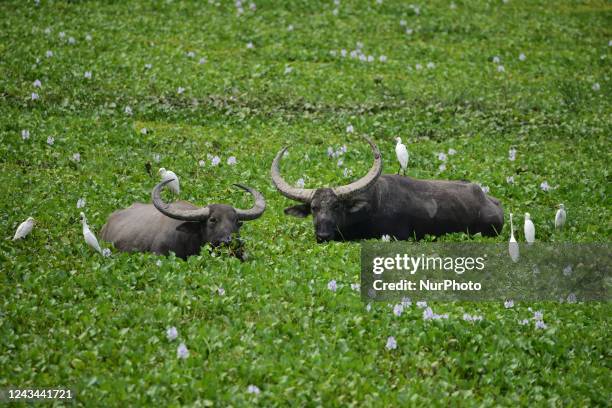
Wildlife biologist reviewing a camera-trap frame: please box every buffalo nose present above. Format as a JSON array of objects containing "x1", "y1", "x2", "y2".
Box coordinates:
[{"x1": 316, "y1": 232, "x2": 333, "y2": 242}]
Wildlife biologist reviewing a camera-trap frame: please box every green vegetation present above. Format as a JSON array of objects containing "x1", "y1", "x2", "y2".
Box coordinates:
[{"x1": 1, "y1": 0, "x2": 610, "y2": 405}]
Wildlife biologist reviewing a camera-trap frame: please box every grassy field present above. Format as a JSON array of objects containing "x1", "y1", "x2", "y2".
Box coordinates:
[{"x1": 1, "y1": 0, "x2": 611, "y2": 405}]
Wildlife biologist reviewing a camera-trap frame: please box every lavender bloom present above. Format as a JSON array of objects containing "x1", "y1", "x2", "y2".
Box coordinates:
[
  {"x1": 448, "y1": 148, "x2": 457, "y2": 155},
  {"x1": 346, "y1": 124, "x2": 354, "y2": 133},
  {"x1": 423, "y1": 307, "x2": 434, "y2": 320},
  {"x1": 31, "y1": 93, "x2": 40, "y2": 100},
  {"x1": 385, "y1": 336, "x2": 397, "y2": 350},
  {"x1": 21, "y1": 129, "x2": 30, "y2": 140},
  {"x1": 509, "y1": 147, "x2": 517, "y2": 161},
  {"x1": 46, "y1": 50, "x2": 53, "y2": 58},
  {"x1": 437, "y1": 152, "x2": 447, "y2": 161},
  {"x1": 327, "y1": 146, "x2": 334, "y2": 157},
  {"x1": 177, "y1": 343, "x2": 189, "y2": 359},
  {"x1": 519, "y1": 53, "x2": 526, "y2": 61},
  {"x1": 337, "y1": 159, "x2": 343, "y2": 167},
  {"x1": 393, "y1": 304, "x2": 404, "y2": 317},
  {"x1": 246, "y1": 42, "x2": 254, "y2": 49},
  {"x1": 533, "y1": 311, "x2": 543, "y2": 321},
  {"x1": 563, "y1": 265, "x2": 572, "y2": 276},
  {"x1": 438, "y1": 164, "x2": 446, "y2": 172},
  {"x1": 379, "y1": 55, "x2": 387, "y2": 62},
  {"x1": 328, "y1": 280, "x2": 337, "y2": 292},
  {"x1": 211, "y1": 156, "x2": 221, "y2": 166},
  {"x1": 77, "y1": 198, "x2": 86, "y2": 208},
  {"x1": 72, "y1": 152, "x2": 81, "y2": 162},
  {"x1": 227, "y1": 156, "x2": 237, "y2": 165},
  {"x1": 84, "y1": 71, "x2": 92, "y2": 79},
  {"x1": 33, "y1": 79, "x2": 42, "y2": 88},
  {"x1": 166, "y1": 327, "x2": 178, "y2": 341},
  {"x1": 540, "y1": 181, "x2": 551, "y2": 192},
  {"x1": 247, "y1": 385, "x2": 260, "y2": 395},
  {"x1": 401, "y1": 297, "x2": 412, "y2": 307},
  {"x1": 416, "y1": 301, "x2": 427, "y2": 309},
  {"x1": 102, "y1": 248, "x2": 111, "y2": 257},
  {"x1": 480, "y1": 184, "x2": 490, "y2": 194},
  {"x1": 506, "y1": 176, "x2": 515, "y2": 184},
  {"x1": 519, "y1": 319, "x2": 530, "y2": 325},
  {"x1": 295, "y1": 178, "x2": 305, "y2": 188},
  {"x1": 504, "y1": 299, "x2": 514, "y2": 308},
  {"x1": 534, "y1": 320, "x2": 547, "y2": 330},
  {"x1": 199, "y1": 57, "x2": 207, "y2": 65},
  {"x1": 351, "y1": 283, "x2": 360, "y2": 291},
  {"x1": 218, "y1": 287, "x2": 225, "y2": 296},
  {"x1": 46, "y1": 136, "x2": 54, "y2": 146}
]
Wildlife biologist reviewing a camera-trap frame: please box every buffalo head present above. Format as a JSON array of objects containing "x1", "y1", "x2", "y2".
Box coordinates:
[
  {"x1": 271, "y1": 137, "x2": 382, "y2": 242},
  {"x1": 152, "y1": 180, "x2": 266, "y2": 251}
]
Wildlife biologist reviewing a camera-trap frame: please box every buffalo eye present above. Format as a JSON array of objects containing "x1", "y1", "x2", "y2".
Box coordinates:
[{"x1": 209, "y1": 217, "x2": 217, "y2": 224}]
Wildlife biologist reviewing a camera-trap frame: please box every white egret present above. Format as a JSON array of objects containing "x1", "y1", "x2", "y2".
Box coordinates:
[
  {"x1": 13, "y1": 217, "x2": 35, "y2": 240},
  {"x1": 524, "y1": 213, "x2": 535, "y2": 245},
  {"x1": 158, "y1": 168, "x2": 180, "y2": 195},
  {"x1": 80, "y1": 212, "x2": 102, "y2": 255},
  {"x1": 508, "y1": 213, "x2": 519, "y2": 262},
  {"x1": 395, "y1": 137, "x2": 409, "y2": 175},
  {"x1": 555, "y1": 204, "x2": 566, "y2": 229}
]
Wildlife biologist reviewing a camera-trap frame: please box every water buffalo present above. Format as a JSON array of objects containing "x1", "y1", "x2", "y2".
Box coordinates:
[
  {"x1": 271, "y1": 138, "x2": 504, "y2": 242},
  {"x1": 100, "y1": 180, "x2": 266, "y2": 258}
]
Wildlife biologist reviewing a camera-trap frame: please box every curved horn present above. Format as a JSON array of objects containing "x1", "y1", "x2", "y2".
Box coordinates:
[
  {"x1": 332, "y1": 136, "x2": 382, "y2": 198},
  {"x1": 151, "y1": 179, "x2": 210, "y2": 221},
  {"x1": 233, "y1": 184, "x2": 266, "y2": 221},
  {"x1": 270, "y1": 146, "x2": 315, "y2": 203}
]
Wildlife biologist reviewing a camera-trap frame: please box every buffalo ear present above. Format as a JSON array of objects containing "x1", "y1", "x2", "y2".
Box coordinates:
[
  {"x1": 284, "y1": 204, "x2": 311, "y2": 218},
  {"x1": 176, "y1": 222, "x2": 202, "y2": 234},
  {"x1": 348, "y1": 199, "x2": 370, "y2": 214}
]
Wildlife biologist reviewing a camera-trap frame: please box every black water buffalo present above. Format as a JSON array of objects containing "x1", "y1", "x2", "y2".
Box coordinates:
[
  {"x1": 100, "y1": 180, "x2": 266, "y2": 258},
  {"x1": 271, "y1": 138, "x2": 504, "y2": 242}
]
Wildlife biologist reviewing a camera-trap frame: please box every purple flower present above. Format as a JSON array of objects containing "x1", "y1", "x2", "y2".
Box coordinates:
[
  {"x1": 393, "y1": 304, "x2": 403, "y2": 317},
  {"x1": 448, "y1": 148, "x2": 457, "y2": 155},
  {"x1": 166, "y1": 326, "x2": 178, "y2": 341},
  {"x1": 84, "y1": 71, "x2": 92, "y2": 79},
  {"x1": 33, "y1": 79, "x2": 42, "y2": 88},
  {"x1": 346, "y1": 124, "x2": 354, "y2": 133},
  {"x1": 401, "y1": 297, "x2": 411, "y2": 307},
  {"x1": 379, "y1": 55, "x2": 387, "y2": 63},
  {"x1": 506, "y1": 176, "x2": 515, "y2": 184},
  {"x1": 246, "y1": 42, "x2": 254, "y2": 49},
  {"x1": 504, "y1": 299, "x2": 514, "y2": 308},
  {"x1": 416, "y1": 301, "x2": 427, "y2": 309},
  {"x1": 385, "y1": 336, "x2": 397, "y2": 350},
  {"x1": 102, "y1": 248, "x2": 111, "y2": 257},
  {"x1": 124, "y1": 106, "x2": 133, "y2": 115},
  {"x1": 533, "y1": 311, "x2": 543, "y2": 321},
  {"x1": 463, "y1": 313, "x2": 483, "y2": 322},
  {"x1": 351, "y1": 283, "x2": 360, "y2": 291},
  {"x1": 519, "y1": 53, "x2": 526, "y2": 61},
  {"x1": 337, "y1": 159, "x2": 343, "y2": 167},
  {"x1": 31, "y1": 93, "x2": 40, "y2": 100},
  {"x1": 198, "y1": 160, "x2": 206, "y2": 167},
  {"x1": 480, "y1": 184, "x2": 490, "y2": 194},
  {"x1": 199, "y1": 57, "x2": 207, "y2": 65},
  {"x1": 295, "y1": 178, "x2": 305, "y2": 188},
  {"x1": 247, "y1": 385, "x2": 260, "y2": 395},
  {"x1": 218, "y1": 287, "x2": 225, "y2": 296},
  {"x1": 327, "y1": 147, "x2": 334, "y2": 157},
  {"x1": 438, "y1": 164, "x2": 446, "y2": 172},
  {"x1": 534, "y1": 320, "x2": 547, "y2": 330},
  {"x1": 227, "y1": 156, "x2": 237, "y2": 165},
  {"x1": 186, "y1": 51, "x2": 195, "y2": 58},
  {"x1": 509, "y1": 148, "x2": 517, "y2": 161},
  {"x1": 519, "y1": 319, "x2": 530, "y2": 325},
  {"x1": 211, "y1": 156, "x2": 221, "y2": 166},
  {"x1": 46, "y1": 136, "x2": 54, "y2": 146},
  {"x1": 540, "y1": 181, "x2": 551, "y2": 192},
  {"x1": 327, "y1": 280, "x2": 337, "y2": 292},
  {"x1": 72, "y1": 152, "x2": 81, "y2": 162},
  {"x1": 46, "y1": 50, "x2": 53, "y2": 58},
  {"x1": 563, "y1": 265, "x2": 572, "y2": 276},
  {"x1": 21, "y1": 129, "x2": 30, "y2": 140},
  {"x1": 437, "y1": 152, "x2": 447, "y2": 161},
  {"x1": 177, "y1": 342, "x2": 189, "y2": 359},
  {"x1": 77, "y1": 198, "x2": 86, "y2": 209},
  {"x1": 423, "y1": 307, "x2": 434, "y2": 320}
]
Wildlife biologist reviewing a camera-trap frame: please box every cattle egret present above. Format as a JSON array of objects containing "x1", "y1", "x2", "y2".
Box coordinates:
[
  {"x1": 508, "y1": 213, "x2": 519, "y2": 262},
  {"x1": 524, "y1": 213, "x2": 535, "y2": 245},
  {"x1": 555, "y1": 204, "x2": 566, "y2": 229},
  {"x1": 158, "y1": 168, "x2": 180, "y2": 195},
  {"x1": 80, "y1": 212, "x2": 102, "y2": 255},
  {"x1": 395, "y1": 137, "x2": 409, "y2": 175},
  {"x1": 13, "y1": 217, "x2": 35, "y2": 240}
]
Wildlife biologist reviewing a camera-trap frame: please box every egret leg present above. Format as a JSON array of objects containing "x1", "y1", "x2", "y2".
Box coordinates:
[{"x1": 397, "y1": 165, "x2": 401, "y2": 175}]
